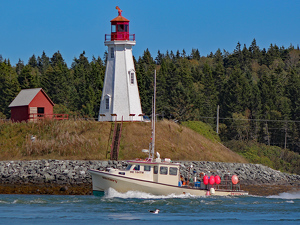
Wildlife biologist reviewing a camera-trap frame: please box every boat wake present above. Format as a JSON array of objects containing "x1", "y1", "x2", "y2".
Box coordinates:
[
  {"x1": 104, "y1": 188, "x2": 198, "y2": 199},
  {"x1": 267, "y1": 191, "x2": 300, "y2": 199}
]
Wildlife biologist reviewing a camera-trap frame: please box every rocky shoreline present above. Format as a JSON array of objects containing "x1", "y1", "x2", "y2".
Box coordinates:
[{"x1": 1, "y1": 160, "x2": 299, "y2": 196}]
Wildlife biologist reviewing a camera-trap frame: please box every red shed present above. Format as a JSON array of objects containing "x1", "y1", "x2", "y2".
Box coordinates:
[{"x1": 9, "y1": 88, "x2": 54, "y2": 122}]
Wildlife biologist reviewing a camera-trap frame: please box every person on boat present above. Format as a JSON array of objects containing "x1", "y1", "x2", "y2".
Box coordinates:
[
  {"x1": 180, "y1": 175, "x2": 184, "y2": 186},
  {"x1": 184, "y1": 177, "x2": 189, "y2": 186}
]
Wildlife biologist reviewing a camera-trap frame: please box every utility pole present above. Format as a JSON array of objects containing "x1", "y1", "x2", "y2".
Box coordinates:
[
  {"x1": 216, "y1": 105, "x2": 219, "y2": 134},
  {"x1": 284, "y1": 121, "x2": 287, "y2": 149}
]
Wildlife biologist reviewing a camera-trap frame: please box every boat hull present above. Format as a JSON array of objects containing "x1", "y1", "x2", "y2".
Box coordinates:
[{"x1": 88, "y1": 169, "x2": 248, "y2": 196}]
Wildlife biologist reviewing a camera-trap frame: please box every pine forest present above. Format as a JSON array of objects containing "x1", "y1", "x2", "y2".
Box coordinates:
[{"x1": 1, "y1": 39, "x2": 300, "y2": 155}]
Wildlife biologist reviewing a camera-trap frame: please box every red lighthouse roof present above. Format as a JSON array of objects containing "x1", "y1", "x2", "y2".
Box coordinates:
[
  {"x1": 111, "y1": 6, "x2": 129, "y2": 22},
  {"x1": 105, "y1": 6, "x2": 135, "y2": 41}
]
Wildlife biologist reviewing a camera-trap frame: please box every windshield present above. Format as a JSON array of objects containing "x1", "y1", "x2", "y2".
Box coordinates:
[{"x1": 125, "y1": 165, "x2": 132, "y2": 171}]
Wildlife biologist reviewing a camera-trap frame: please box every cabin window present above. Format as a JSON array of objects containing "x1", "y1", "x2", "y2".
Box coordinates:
[
  {"x1": 133, "y1": 165, "x2": 140, "y2": 171},
  {"x1": 154, "y1": 166, "x2": 158, "y2": 174},
  {"x1": 144, "y1": 165, "x2": 151, "y2": 171},
  {"x1": 125, "y1": 165, "x2": 132, "y2": 171},
  {"x1": 111, "y1": 25, "x2": 116, "y2": 32},
  {"x1": 160, "y1": 166, "x2": 168, "y2": 175},
  {"x1": 169, "y1": 167, "x2": 178, "y2": 176}
]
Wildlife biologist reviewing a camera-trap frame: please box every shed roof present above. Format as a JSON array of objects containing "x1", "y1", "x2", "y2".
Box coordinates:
[{"x1": 9, "y1": 88, "x2": 54, "y2": 107}]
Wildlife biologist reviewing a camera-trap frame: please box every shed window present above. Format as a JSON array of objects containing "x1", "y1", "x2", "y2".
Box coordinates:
[
  {"x1": 160, "y1": 166, "x2": 168, "y2": 175},
  {"x1": 169, "y1": 167, "x2": 178, "y2": 176},
  {"x1": 37, "y1": 107, "x2": 44, "y2": 117},
  {"x1": 37, "y1": 107, "x2": 44, "y2": 114}
]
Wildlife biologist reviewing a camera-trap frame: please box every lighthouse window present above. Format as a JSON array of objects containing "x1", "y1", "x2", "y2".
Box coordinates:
[
  {"x1": 125, "y1": 25, "x2": 128, "y2": 32},
  {"x1": 118, "y1": 24, "x2": 124, "y2": 32},
  {"x1": 111, "y1": 25, "x2": 116, "y2": 32},
  {"x1": 130, "y1": 72, "x2": 134, "y2": 84},
  {"x1": 110, "y1": 48, "x2": 114, "y2": 58},
  {"x1": 105, "y1": 98, "x2": 109, "y2": 109}
]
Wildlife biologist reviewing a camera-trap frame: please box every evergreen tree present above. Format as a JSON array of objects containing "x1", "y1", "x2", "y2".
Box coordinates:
[
  {"x1": 18, "y1": 64, "x2": 38, "y2": 89},
  {"x1": 0, "y1": 61, "x2": 20, "y2": 117}
]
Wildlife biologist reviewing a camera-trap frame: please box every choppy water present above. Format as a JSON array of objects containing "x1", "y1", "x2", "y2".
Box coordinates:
[{"x1": 0, "y1": 189, "x2": 299, "y2": 224}]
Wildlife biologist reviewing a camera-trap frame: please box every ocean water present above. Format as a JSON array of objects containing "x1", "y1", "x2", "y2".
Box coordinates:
[{"x1": 0, "y1": 189, "x2": 299, "y2": 225}]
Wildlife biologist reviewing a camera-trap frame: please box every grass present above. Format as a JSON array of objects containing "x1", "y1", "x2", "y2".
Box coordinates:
[
  {"x1": 181, "y1": 121, "x2": 221, "y2": 142},
  {"x1": 0, "y1": 119, "x2": 247, "y2": 163},
  {"x1": 225, "y1": 140, "x2": 300, "y2": 174}
]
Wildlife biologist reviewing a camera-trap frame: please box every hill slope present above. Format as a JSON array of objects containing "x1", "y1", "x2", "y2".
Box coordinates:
[{"x1": 0, "y1": 119, "x2": 247, "y2": 163}]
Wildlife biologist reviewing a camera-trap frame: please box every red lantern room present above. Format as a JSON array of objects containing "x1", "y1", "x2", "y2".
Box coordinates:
[{"x1": 105, "y1": 6, "x2": 135, "y2": 41}]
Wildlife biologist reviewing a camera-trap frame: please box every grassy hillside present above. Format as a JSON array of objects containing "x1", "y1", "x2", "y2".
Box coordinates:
[
  {"x1": 0, "y1": 119, "x2": 247, "y2": 163},
  {"x1": 225, "y1": 140, "x2": 300, "y2": 174}
]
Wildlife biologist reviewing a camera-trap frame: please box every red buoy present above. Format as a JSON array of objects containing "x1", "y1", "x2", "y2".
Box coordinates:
[
  {"x1": 209, "y1": 176, "x2": 215, "y2": 185},
  {"x1": 203, "y1": 175, "x2": 208, "y2": 185},
  {"x1": 231, "y1": 175, "x2": 239, "y2": 184},
  {"x1": 215, "y1": 175, "x2": 221, "y2": 185}
]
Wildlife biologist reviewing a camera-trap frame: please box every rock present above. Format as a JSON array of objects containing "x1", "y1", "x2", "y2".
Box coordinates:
[{"x1": 60, "y1": 186, "x2": 68, "y2": 192}]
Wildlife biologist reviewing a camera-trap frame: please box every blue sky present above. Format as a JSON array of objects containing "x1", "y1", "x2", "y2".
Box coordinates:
[{"x1": 1, "y1": 0, "x2": 299, "y2": 67}]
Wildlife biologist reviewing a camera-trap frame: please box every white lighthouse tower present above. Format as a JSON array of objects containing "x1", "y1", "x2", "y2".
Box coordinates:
[{"x1": 98, "y1": 6, "x2": 143, "y2": 122}]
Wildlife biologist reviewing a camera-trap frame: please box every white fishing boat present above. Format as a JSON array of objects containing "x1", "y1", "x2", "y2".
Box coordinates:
[
  {"x1": 88, "y1": 157, "x2": 248, "y2": 196},
  {"x1": 89, "y1": 71, "x2": 248, "y2": 197}
]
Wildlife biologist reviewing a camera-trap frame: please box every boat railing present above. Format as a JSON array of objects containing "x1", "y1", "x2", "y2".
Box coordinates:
[{"x1": 180, "y1": 178, "x2": 241, "y2": 191}]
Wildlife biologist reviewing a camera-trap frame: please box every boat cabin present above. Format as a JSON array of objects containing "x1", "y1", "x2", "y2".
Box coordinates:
[{"x1": 107, "y1": 158, "x2": 180, "y2": 186}]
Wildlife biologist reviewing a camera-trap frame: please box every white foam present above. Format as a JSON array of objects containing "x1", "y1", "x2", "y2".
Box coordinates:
[
  {"x1": 103, "y1": 188, "x2": 197, "y2": 199},
  {"x1": 267, "y1": 191, "x2": 300, "y2": 199}
]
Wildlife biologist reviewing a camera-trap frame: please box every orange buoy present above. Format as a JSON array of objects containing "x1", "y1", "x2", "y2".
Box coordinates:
[
  {"x1": 203, "y1": 175, "x2": 208, "y2": 185},
  {"x1": 231, "y1": 175, "x2": 239, "y2": 184},
  {"x1": 215, "y1": 175, "x2": 221, "y2": 185},
  {"x1": 209, "y1": 176, "x2": 215, "y2": 185}
]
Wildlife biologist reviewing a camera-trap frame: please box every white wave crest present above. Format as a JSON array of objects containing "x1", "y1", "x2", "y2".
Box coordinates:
[
  {"x1": 267, "y1": 191, "x2": 300, "y2": 199},
  {"x1": 104, "y1": 188, "x2": 197, "y2": 199}
]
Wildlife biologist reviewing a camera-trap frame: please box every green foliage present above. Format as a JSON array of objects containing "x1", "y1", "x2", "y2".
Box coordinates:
[
  {"x1": 0, "y1": 61, "x2": 21, "y2": 117},
  {"x1": 225, "y1": 140, "x2": 300, "y2": 174},
  {"x1": 182, "y1": 121, "x2": 220, "y2": 142},
  {"x1": 0, "y1": 39, "x2": 300, "y2": 155}
]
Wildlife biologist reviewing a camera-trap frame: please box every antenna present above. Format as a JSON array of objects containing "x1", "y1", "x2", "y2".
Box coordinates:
[{"x1": 150, "y1": 70, "x2": 156, "y2": 159}]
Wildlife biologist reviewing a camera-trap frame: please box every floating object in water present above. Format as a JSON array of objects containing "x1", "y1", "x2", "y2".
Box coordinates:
[{"x1": 149, "y1": 209, "x2": 160, "y2": 214}]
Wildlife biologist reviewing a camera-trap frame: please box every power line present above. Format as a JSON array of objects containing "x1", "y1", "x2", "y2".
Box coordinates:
[{"x1": 199, "y1": 116, "x2": 300, "y2": 123}]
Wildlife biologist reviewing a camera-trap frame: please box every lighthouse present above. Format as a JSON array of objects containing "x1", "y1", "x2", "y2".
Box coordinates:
[{"x1": 98, "y1": 6, "x2": 143, "y2": 122}]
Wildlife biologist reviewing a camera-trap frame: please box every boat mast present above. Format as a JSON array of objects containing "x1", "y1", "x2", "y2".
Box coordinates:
[{"x1": 151, "y1": 70, "x2": 156, "y2": 159}]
